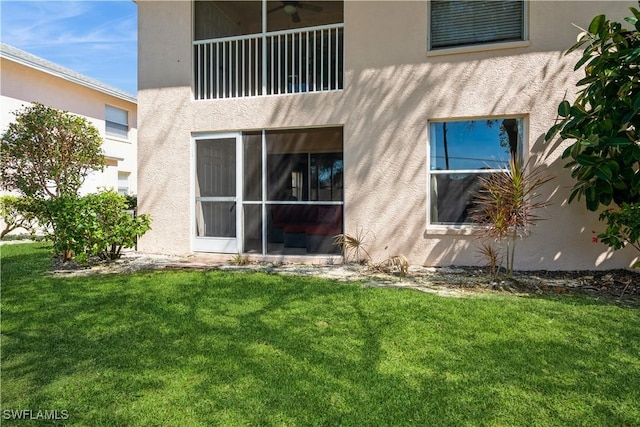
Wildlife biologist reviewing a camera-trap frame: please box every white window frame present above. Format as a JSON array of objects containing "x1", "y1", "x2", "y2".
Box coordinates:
[
  {"x1": 105, "y1": 105, "x2": 129, "y2": 139},
  {"x1": 427, "y1": 0, "x2": 529, "y2": 56},
  {"x1": 117, "y1": 171, "x2": 130, "y2": 196},
  {"x1": 426, "y1": 115, "x2": 528, "y2": 231}
]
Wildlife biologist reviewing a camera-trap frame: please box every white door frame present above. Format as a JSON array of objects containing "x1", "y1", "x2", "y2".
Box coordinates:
[{"x1": 191, "y1": 132, "x2": 244, "y2": 253}]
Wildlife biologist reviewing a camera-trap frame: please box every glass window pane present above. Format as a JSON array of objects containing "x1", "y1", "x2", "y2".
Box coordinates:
[
  {"x1": 268, "y1": 153, "x2": 308, "y2": 201},
  {"x1": 266, "y1": 128, "x2": 343, "y2": 202},
  {"x1": 243, "y1": 132, "x2": 262, "y2": 201},
  {"x1": 195, "y1": 201, "x2": 236, "y2": 237},
  {"x1": 267, "y1": 203, "x2": 342, "y2": 254},
  {"x1": 430, "y1": 118, "x2": 522, "y2": 171},
  {"x1": 196, "y1": 138, "x2": 236, "y2": 198},
  {"x1": 243, "y1": 204, "x2": 262, "y2": 252},
  {"x1": 430, "y1": 173, "x2": 484, "y2": 225},
  {"x1": 106, "y1": 105, "x2": 128, "y2": 126},
  {"x1": 117, "y1": 172, "x2": 130, "y2": 195},
  {"x1": 310, "y1": 153, "x2": 343, "y2": 201},
  {"x1": 106, "y1": 121, "x2": 128, "y2": 138}
]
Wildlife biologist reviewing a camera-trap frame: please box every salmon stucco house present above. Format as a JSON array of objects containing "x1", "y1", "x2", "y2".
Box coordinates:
[{"x1": 136, "y1": 0, "x2": 638, "y2": 270}]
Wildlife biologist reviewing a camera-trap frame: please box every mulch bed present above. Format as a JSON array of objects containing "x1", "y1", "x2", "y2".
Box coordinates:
[
  {"x1": 48, "y1": 252, "x2": 640, "y2": 307},
  {"x1": 432, "y1": 267, "x2": 640, "y2": 306}
]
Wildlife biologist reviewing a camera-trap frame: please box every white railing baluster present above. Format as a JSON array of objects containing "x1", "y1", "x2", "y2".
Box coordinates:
[
  {"x1": 335, "y1": 28, "x2": 339, "y2": 89},
  {"x1": 235, "y1": 40, "x2": 239, "y2": 98},
  {"x1": 214, "y1": 43, "x2": 218, "y2": 98},
  {"x1": 270, "y1": 36, "x2": 274, "y2": 95},
  {"x1": 209, "y1": 43, "x2": 213, "y2": 98},
  {"x1": 241, "y1": 40, "x2": 245, "y2": 97},
  {"x1": 284, "y1": 33, "x2": 288, "y2": 94},
  {"x1": 320, "y1": 29, "x2": 324, "y2": 91},
  {"x1": 298, "y1": 31, "x2": 302, "y2": 92},
  {"x1": 328, "y1": 29, "x2": 332, "y2": 90},
  {"x1": 222, "y1": 42, "x2": 226, "y2": 98},
  {"x1": 313, "y1": 30, "x2": 317, "y2": 92},
  {"x1": 196, "y1": 44, "x2": 201, "y2": 99},
  {"x1": 305, "y1": 32, "x2": 309, "y2": 93},
  {"x1": 253, "y1": 40, "x2": 257, "y2": 96},
  {"x1": 278, "y1": 35, "x2": 282, "y2": 95}
]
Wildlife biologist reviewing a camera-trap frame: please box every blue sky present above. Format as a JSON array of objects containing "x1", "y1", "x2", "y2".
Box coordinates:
[{"x1": 1, "y1": 0, "x2": 138, "y2": 95}]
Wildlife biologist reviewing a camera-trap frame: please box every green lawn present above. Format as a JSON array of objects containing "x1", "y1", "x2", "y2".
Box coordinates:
[{"x1": 1, "y1": 243, "x2": 639, "y2": 426}]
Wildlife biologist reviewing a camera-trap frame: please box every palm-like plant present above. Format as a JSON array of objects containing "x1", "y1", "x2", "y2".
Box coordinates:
[
  {"x1": 471, "y1": 157, "x2": 553, "y2": 276},
  {"x1": 332, "y1": 226, "x2": 372, "y2": 263}
]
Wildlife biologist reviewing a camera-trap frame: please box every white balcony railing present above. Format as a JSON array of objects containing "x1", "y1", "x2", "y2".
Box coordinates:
[{"x1": 194, "y1": 23, "x2": 344, "y2": 100}]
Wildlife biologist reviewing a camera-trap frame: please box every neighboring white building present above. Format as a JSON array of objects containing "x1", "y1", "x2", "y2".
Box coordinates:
[
  {"x1": 136, "y1": 1, "x2": 638, "y2": 270},
  {"x1": 0, "y1": 43, "x2": 137, "y2": 197}
]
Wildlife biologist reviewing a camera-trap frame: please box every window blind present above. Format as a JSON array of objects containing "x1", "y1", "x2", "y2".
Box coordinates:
[
  {"x1": 430, "y1": 0, "x2": 524, "y2": 50},
  {"x1": 106, "y1": 105, "x2": 128, "y2": 126},
  {"x1": 106, "y1": 105, "x2": 129, "y2": 138}
]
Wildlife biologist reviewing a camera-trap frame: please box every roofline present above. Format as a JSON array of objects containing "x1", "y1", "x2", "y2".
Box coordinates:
[{"x1": 0, "y1": 43, "x2": 137, "y2": 104}]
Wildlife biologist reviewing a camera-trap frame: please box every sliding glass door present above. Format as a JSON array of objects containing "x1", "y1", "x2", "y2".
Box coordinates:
[{"x1": 193, "y1": 128, "x2": 343, "y2": 255}]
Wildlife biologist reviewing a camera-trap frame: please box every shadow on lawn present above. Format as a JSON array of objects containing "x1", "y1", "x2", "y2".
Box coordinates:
[
  {"x1": 0, "y1": 242, "x2": 52, "y2": 276},
  {"x1": 2, "y1": 252, "x2": 639, "y2": 425}
]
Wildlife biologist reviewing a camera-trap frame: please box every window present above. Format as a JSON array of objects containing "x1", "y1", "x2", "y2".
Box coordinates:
[
  {"x1": 105, "y1": 105, "x2": 129, "y2": 139},
  {"x1": 117, "y1": 172, "x2": 130, "y2": 195},
  {"x1": 428, "y1": 117, "x2": 524, "y2": 225},
  {"x1": 429, "y1": 1, "x2": 526, "y2": 51}
]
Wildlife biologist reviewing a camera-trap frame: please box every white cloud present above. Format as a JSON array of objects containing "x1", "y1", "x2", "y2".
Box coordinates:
[
  {"x1": 1, "y1": 1, "x2": 138, "y2": 93},
  {"x1": 3, "y1": 1, "x2": 135, "y2": 48}
]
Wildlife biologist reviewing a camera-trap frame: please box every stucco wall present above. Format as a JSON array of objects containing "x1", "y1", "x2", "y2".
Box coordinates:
[
  {"x1": 1, "y1": 58, "x2": 138, "y2": 197},
  {"x1": 137, "y1": 0, "x2": 638, "y2": 269}
]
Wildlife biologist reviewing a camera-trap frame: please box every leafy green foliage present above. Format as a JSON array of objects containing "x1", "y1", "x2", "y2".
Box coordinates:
[
  {"x1": 547, "y1": 8, "x2": 640, "y2": 264},
  {"x1": 546, "y1": 8, "x2": 640, "y2": 211},
  {"x1": 471, "y1": 158, "x2": 553, "y2": 275},
  {"x1": 41, "y1": 190, "x2": 151, "y2": 261},
  {"x1": 597, "y1": 203, "x2": 640, "y2": 265},
  {"x1": 0, "y1": 195, "x2": 38, "y2": 239},
  {"x1": 82, "y1": 191, "x2": 152, "y2": 260},
  {"x1": 0, "y1": 103, "x2": 105, "y2": 199},
  {"x1": 0, "y1": 104, "x2": 145, "y2": 261}
]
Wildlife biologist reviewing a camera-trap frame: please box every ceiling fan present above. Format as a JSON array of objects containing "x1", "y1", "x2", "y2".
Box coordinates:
[{"x1": 268, "y1": 1, "x2": 323, "y2": 23}]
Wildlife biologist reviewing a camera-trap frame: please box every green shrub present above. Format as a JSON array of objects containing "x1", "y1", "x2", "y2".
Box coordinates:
[
  {"x1": 83, "y1": 191, "x2": 151, "y2": 260},
  {"x1": 42, "y1": 190, "x2": 151, "y2": 261}
]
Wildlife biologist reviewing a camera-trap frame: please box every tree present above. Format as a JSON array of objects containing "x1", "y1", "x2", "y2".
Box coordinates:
[
  {"x1": 1, "y1": 103, "x2": 105, "y2": 200},
  {"x1": 0, "y1": 196, "x2": 38, "y2": 239},
  {"x1": 1, "y1": 103, "x2": 106, "y2": 260},
  {"x1": 546, "y1": 7, "x2": 640, "y2": 262}
]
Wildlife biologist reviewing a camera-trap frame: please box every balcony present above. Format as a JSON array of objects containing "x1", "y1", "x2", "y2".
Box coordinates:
[{"x1": 193, "y1": 1, "x2": 344, "y2": 100}]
